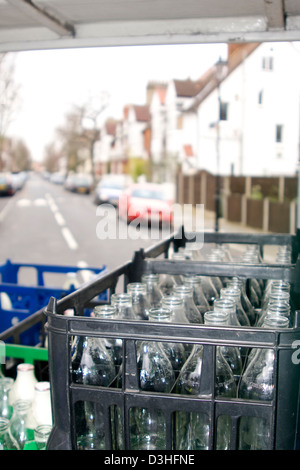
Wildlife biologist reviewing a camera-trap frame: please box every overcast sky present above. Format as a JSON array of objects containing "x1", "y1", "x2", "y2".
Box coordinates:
[{"x1": 8, "y1": 43, "x2": 228, "y2": 163}]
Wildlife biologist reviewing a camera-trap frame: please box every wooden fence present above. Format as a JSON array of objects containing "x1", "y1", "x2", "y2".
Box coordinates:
[{"x1": 176, "y1": 169, "x2": 298, "y2": 234}]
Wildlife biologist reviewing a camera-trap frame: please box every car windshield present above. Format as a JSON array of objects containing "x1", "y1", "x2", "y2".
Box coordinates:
[
  {"x1": 131, "y1": 188, "x2": 166, "y2": 200},
  {"x1": 75, "y1": 176, "x2": 90, "y2": 185},
  {"x1": 100, "y1": 181, "x2": 124, "y2": 189}
]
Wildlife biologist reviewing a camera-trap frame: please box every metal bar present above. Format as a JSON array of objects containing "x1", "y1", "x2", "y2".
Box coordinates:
[
  {"x1": 6, "y1": 0, "x2": 75, "y2": 37},
  {"x1": 144, "y1": 258, "x2": 298, "y2": 282}
]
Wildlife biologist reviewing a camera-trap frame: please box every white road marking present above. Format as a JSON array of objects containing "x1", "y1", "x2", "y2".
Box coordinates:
[
  {"x1": 45, "y1": 192, "x2": 79, "y2": 251},
  {"x1": 54, "y1": 212, "x2": 66, "y2": 226},
  {"x1": 16, "y1": 198, "x2": 31, "y2": 207},
  {"x1": 61, "y1": 227, "x2": 78, "y2": 250},
  {"x1": 34, "y1": 198, "x2": 48, "y2": 207}
]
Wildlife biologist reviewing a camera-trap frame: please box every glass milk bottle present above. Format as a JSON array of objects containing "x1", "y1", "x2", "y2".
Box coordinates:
[
  {"x1": 9, "y1": 363, "x2": 38, "y2": 406},
  {"x1": 31, "y1": 381, "x2": 53, "y2": 427}
]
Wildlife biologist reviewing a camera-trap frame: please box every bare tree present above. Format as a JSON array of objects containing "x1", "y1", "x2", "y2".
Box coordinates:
[
  {"x1": 54, "y1": 92, "x2": 109, "y2": 181},
  {"x1": 75, "y1": 92, "x2": 109, "y2": 183},
  {"x1": 0, "y1": 53, "x2": 21, "y2": 170}
]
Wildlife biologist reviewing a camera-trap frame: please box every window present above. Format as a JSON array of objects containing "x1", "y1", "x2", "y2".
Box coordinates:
[
  {"x1": 275, "y1": 125, "x2": 283, "y2": 143},
  {"x1": 262, "y1": 56, "x2": 274, "y2": 71},
  {"x1": 258, "y1": 90, "x2": 263, "y2": 105},
  {"x1": 219, "y1": 102, "x2": 228, "y2": 121}
]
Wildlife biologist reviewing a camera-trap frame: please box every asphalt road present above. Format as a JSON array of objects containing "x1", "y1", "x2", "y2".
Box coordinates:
[{"x1": 0, "y1": 173, "x2": 174, "y2": 284}]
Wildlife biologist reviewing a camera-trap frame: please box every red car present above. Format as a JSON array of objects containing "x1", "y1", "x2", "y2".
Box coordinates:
[{"x1": 119, "y1": 183, "x2": 174, "y2": 227}]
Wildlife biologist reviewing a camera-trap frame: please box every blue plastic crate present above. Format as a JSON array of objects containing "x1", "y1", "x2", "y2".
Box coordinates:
[{"x1": 0, "y1": 260, "x2": 108, "y2": 345}]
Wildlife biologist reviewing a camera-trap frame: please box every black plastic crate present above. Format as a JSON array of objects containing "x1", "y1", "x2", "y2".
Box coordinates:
[{"x1": 44, "y1": 229, "x2": 300, "y2": 450}]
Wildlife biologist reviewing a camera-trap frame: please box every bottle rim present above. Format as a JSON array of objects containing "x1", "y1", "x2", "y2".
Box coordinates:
[
  {"x1": 17, "y1": 363, "x2": 34, "y2": 372},
  {"x1": 127, "y1": 282, "x2": 147, "y2": 293},
  {"x1": 94, "y1": 304, "x2": 117, "y2": 316},
  {"x1": 141, "y1": 274, "x2": 160, "y2": 282},
  {"x1": 161, "y1": 295, "x2": 184, "y2": 306},
  {"x1": 148, "y1": 307, "x2": 172, "y2": 321},
  {"x1": 13, "y1": 399, "x2": 32, "y2": 412},
  {"x1": 110, "y1": 293, "x2": 132, "y2": 304},
  {"x1": 204, "y1": 311, "x2": 229, "y2": 325},
  {"x1": 173, "y1": 285, "x2": 193, "y2": 296},
  {"x1": 263, "y1": 315, "x2": 289, "y2": 329}
]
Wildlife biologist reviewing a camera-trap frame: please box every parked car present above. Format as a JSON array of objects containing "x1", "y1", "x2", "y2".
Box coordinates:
[
  {"x1": 94, "y1": 174, "x2": 133, "y2": 206},
  {"x1": 119, "y1": 183, "x2": 174, "y2": 226},
  {"x1": 0, "y1": 173, "x2": 15, "y2": 196},
  {"x1": 10, "y1": 171, "x2": 28, "y2": 191},
  {"x1": 50, "y1": 172, "x2": 65, "y2": 185},
  {"x1": 64, "y1": 173, "x2": 93, "y2": 194}
]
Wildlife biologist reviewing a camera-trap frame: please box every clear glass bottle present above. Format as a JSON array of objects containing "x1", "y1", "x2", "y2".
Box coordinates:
[
  {"x1": 205, "y1": 252, "x2": 224, "y2": 294},
  {"x1": 141, "y1": 274, "x2": 162, "y2": 310},
  {"x1": 227, "y1": 278, "x2": 256, "y2": 326},
  {"x1": 147, "y1": 307, "x2": 187, "y2": 377},
  {"x1": 127, "y1": 282, "x2": 150, "y2": 320},
  {"x1": 76, "y1": 400, "x2": 107, "y2": 450},
  {"x1": 132, "y1": 331, "x2": 175, "y2": 450},
  {"x1": 213, "y1": 298, "x2": 240, "y2": 326},
  {"x1": 204, "y1": 312, "x2": 237, "y2": 450},
  {"x1": 173, "y1": 285, "x2": 203, "y2": 324},
  {"x1": 246, "y1": 304, "x2": 291, "y2": 366},
  {"x1": 238, "y1": 315, "x2": 289, "y2": 450},
  {"x1": 262, "y1": 280, "x2": 290, "y2": 307},
  {"x1": 71, "y1": 335, "x2": 116, "y2": 387},
  {"x1": 72, "y1": 331, "x2": 118, "y2": 451},
  {"x1": 0, "y1": 377, "x2": 14, "y2": 420},
  {"x1": 34, "y1": 424, "x2": 52, "y2": 450},
  {"x1": 256, "y1": 292, "x2": 290, "y2": 327},
  {"x1": 212, "y1": 300, "x2": 243, "y2": 383},
  {"x1": 110, "y1": 293, "x2": 136, "y2": 320},
  {"x1": 93, "y1": 304, "x2": 123, "y2": 369},
  {"x1": 182, "y1": 275, "x2": 210, "y2": 319},
  {"x1": 31, "y1": 381, "x2": 53, "y2": 427},
  {"x1": 9, "y1": 363, "x2": 38, "y2": 406},
  {"x1": 9, "y1": 399, "x2": 34, "y2": 450},
  {"x1": 161, "y1": 295, "x2": 189, "y2": 324},
  {"x1": 175, "y1": 312, "x2": 236, "y2": 450},
  {"x1": 203, "y1": 312, "x2": 237, "y2": 398},
  {"x1": 220, "y1": 286, "x2": 250, "y2": 327},
  {"x1": 0, "y1": 417, "x2": 18, "y2": 450}
]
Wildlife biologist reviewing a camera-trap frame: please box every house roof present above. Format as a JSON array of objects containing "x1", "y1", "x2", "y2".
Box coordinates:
[
  {"x1": 174, "y1": 79, "x2": 201, "y2": 98},
  {"x1": 105, "y1": 120, "x2": 117, "y2": 135},
  {"x1": 133, "y1": 105, "x2": 151, "y2": 122},
  {"x1": 186, "y1": 43, "x2": 260, "y2": 111}
]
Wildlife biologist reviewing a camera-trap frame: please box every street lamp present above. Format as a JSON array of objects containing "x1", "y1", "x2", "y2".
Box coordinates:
[{"x1": 214, "y1": 57, "x2": 227, "y2": 232}]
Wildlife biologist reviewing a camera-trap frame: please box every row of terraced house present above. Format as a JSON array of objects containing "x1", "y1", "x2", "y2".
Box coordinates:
[{"x1": 92, "y1": 41, "x2": 300, "y2": 186}]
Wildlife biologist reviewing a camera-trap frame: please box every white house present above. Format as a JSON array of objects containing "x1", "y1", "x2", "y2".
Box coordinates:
[
  {"x1": 149, "y1": 77, "x2": 202, "y2": 181},
  {"x1": 183, "y1": 42, "x2": 300, "y2": 177},
  {"x1": 123, "y1": 104, "x2": 151, "y2": 160}
]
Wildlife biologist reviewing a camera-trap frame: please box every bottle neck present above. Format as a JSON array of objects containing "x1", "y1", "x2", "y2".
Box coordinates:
[
  {"x1": 141, "y1": 274, "x2": 160, "y2": 286},
  {"x1": 204, "y1": 311, "x2": 229, "y2": 326},
  {"x1": 111, "y1": 293, "x2": 133, "y2": 307},
  {"x1": 127, "y1": 283, "x2": 147, "y2": 296},
  {"x1": 93, "y1": 304, "x2": 117, "y2": 319},
  {"x1": 262, "y1": 315, "x2": 289, "y2": 329},
  {"x1": 173, "y1": 285, "x2": 193, "y2": 299},
  {"x1": 148, "y1": 307, "x2": 172, "y2": 323}
]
